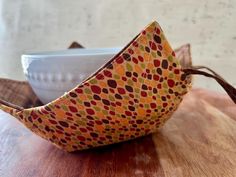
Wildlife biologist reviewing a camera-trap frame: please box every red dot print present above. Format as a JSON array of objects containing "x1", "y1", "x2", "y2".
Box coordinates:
[
  {"x1": 91, "y1": 100, "x2": 96, "y2": 105},
  {"x1": 155, "y1": 28, "x2": 160, "y2": 34},
  {"x1": 109, "y1": 111, "x2": 115, "y2": 115},
  {"x1": 132, "y1": 41, "x2": 138, "y2": 47},
  {"x1": 84, "y1": 127, "x2": 92, "y2": 132},
  {"x1": 107, "y1": 116, "x2": 112, "y2": 120},
  {"x1": 77, "y1": 136, "x2": 85, "y2": 141},
  {"x1": 122, "y1": 77, "x2": 127, "y2": 81},
  {"x1": 157, "y1": 84, "x2": 162, "y2": 89},
  {"x1": 163, "y1": 103, "x2": 168, "y2": 107},
  {"x1": 67, "y1": 117, "x2": 73, "y2": 121},
  {"x1": 118, "y1": 87, "x2": 126, "y2": 94},
  {"x1": 125, "y1": 111, "x2": 132, "y2": 116},
  {"x1": 65, "y1": 137, "x2": 71, "y2": 141},
  {"x1": 129, "y1": 100, "x2": 134, "y2": 105},
  {"x1": 150, "y1": 121, "x2": 154, "y2": 125},
  {"x1": 95, "y1": 120, "x2": 103, "y2": 125},
  {"x1": 129, "y1": 120, "x2": 135, "y2": 124},
  {"x1": 79, "y1": 128, "x2": 87, "y2": 132},
  {"x1": 116, "y1": 56, "x2": 124, "y2": 64},
  {"x1": 128, "y1": 48, "x2": 134, "y2": 54},
  {"x1": 154, "y1": 59, "x2": 160, "y2": 67},
  {"x1": 172, "y1": 51, "x2": 176, "y2": 56},
  {"x1": 136, "y1": 119, "x2": 143, "y2": 124},
  {"x1": 132, "y1": 77, "x2": 137, "y2": 82},
  {"x1": 86, "y1": 109, "x2": 95, "y2": 115},
  {"x1": 146, "y1": 109, "x2": 151, "y2": 113},
  {"x1": 96, "y1": 74, "x2": 104, "y2": 80},
  {"x1": 70, "y1": 126, "x2": 76, "y2": 130},
  {"x1": 75, "y1": 88, "x2": 83, "y2": 94},
  {"x1": 111, "y1": 102, "x2": 116, "y2": 107},
  {"x1": 116, "y1": 102, "x2": 122, "y2": 106},
  {"x1": 141, "y1": 91, "x2": 147, "y2": 97},
  {"x1": 69, "y1": 106, "x2": 78, "y2": 113},
  {"x1": 150, "y1": 103, "x2": 156, "y2": 108},
  {"x1": 104, "y1": 70, "x2": 112, "y2": 77},
  {"x1": 49, "y1": 119, "x2": 57, "y2": 124},
  {"x1": 91, "y1": 85, "x2": 101, "y2": 94},
  {"x1": 129, "y1": 94, "x2": 134, "y2": 98},
  {"x1": 109, "y1": 88, "x2": 115, "y2": 93},
  {"x1": 70, "y1": 99, "x2": 76, "y2": 104},
  {"x1": 66, "y1": 112, "x2": 72, "y2": 116},
  {"x1": 167, "y1": 79, "x2": 175, "y2": 87},
  {"x1": 141, "y1": 73, "x2": 147, "y2": 78},
  {"x1": 132, "y1": 57, "x2": 138, "y2": 64},
  {"x1": 41, "y1": 110, "x2": 49, "y2": 114},
  {"x1": 149, "y1": 41, "x2": 157, "y2": 50},
  {"x1": 56, "y1": 130, "x2": 63, "y2": 134},
  {"x1": 138, "y1": 56, "x2": 144, "y2": 62},
  {"x1": 153, "y1": 75, "x2": 159, "y2": 81},
  {"x1": 174, "y1": 69, "x2": 180, "y2": 74}
]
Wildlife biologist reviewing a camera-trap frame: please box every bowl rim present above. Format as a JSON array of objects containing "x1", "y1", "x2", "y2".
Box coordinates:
[{"x1": 22, "y1": 47, "x2": 122, "y2": 59}]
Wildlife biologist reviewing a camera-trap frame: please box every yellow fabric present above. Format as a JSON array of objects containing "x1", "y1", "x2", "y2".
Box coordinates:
[{"x1": 0, "y1": 21, "x2": 191, "y2": 152}]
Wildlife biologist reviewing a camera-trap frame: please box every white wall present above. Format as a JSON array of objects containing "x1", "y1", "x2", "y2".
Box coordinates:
[{"x1": 0, "y1": 0, "x2": 235, "y2": 91}]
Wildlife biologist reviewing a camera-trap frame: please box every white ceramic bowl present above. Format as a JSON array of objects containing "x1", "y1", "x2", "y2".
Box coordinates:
[{"x1": 21, "y1": 48, "x2": 121, "y2": 104}]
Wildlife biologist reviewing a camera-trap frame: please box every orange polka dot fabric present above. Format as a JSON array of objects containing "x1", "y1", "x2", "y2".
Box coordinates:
[{"x1": 0, "y1": 21, "x2": 192, "y2": 152}]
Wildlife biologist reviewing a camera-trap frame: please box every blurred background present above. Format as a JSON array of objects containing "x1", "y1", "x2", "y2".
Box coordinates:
[{"x1": 0, "y1": 0, "x2": 235, "y2": 91}]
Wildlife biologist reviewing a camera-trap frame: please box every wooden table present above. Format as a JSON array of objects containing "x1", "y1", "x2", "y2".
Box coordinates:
[{"x1": 0, "y1": 88, "x2": 235, "y2": 177}]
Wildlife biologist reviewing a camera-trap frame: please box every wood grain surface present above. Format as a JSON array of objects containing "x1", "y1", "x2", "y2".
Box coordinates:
[
  {"x1": 0, "y1": 88, "x2": 235, "y2": 177},
  {"x1": 0, "y1": 78, "x2": 42, "y2": 108}
]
